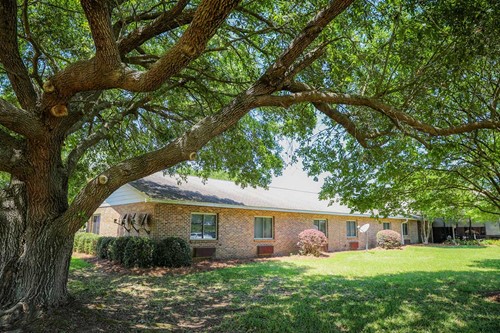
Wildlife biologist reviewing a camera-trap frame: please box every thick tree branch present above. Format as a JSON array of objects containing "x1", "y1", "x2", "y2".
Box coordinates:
[
  {"x1": 41, "y1": 0, "x2": 238, "y2": 111},
  {"x1": 260, "y1": 0, "x2": 354, "y2": 88},
  {"x1": 252, "y1": 91, "x2": 500, "y2": 136},
  {"x1": 44, "y1": 0, "x2": 353, "y2": 121},
  {"x1": 0, "y1": 99, "x2": 44, "y2": 138},
  {"x1": 283, "y1": 41, "x2": 330, "y2": 80},
  {"x1": 284, "y1": 82, "x2": 393, "y2": 148},
  {"x1": 0, "y1": 0, "x2": 37, "y2": 110},
  {"x1": 81, "y1": 0, "x2": 121, "y2": 69},
  {"x1": 119, "y1": 0, "x2": 240, "y2": 92}
]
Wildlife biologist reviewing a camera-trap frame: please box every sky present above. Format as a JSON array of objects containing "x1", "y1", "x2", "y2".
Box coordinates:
[
  {"x1": 269, "y1": 139, "x2": 329, "y2": 194},
  {"x1": 269, "y1": 161, "x2": 325, "y2": 193}
]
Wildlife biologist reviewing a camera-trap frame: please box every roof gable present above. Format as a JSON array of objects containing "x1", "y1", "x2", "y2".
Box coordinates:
[{"x1": 100, "y1": 184, "x2": 148, "y2": 207}]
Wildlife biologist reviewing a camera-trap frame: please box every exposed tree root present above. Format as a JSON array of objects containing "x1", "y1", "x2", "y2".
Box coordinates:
[{"x1": 0, "y1": 302, "x2": 30, "y2": 330}]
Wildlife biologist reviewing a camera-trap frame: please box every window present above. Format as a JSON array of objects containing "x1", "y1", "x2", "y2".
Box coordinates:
[
  {"x1": 346, "y1": 221, "x2": 357, "y2": 237},
  {"x1": 89, "y1": 214, "x2": 100, "y2": 234},
  {"x1": 314, "y1": 219, "x2": 328, "y2": 236},
  {"x1": 254, "y1": 217, "x2": 273, "y2": 239},
  {"x1": 402, "y1": 223, "x2": 408, "y2": 236},
  {"x1": 383, "y1": 222, "x2": 391, "y2": 230},
  {"x1": 191, "y1": 213, "x2": 217, "y2": 240}
]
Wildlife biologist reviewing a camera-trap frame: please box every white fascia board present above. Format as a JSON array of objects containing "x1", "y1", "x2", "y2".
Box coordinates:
[
  {"x1": 126, "y1": 183, "x2": 150, "y2": 201},
  {"x1": 99, "y1": 184, "x2": 150, "y2": 207},
  {"x1": 146, "y1": 197, "x2": 414, "y2": 220}
]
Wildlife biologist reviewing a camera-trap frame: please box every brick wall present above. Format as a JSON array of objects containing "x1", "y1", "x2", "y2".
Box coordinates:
[
  {"x1": 151, "y1": 203, "x2": 419, "y2": 258},
  {"x1": 93, "y1": 202, "x2": 155, "y2": 237},
  {"x1": 93, "y1": 202, "x2": 419, "y2": 258}
]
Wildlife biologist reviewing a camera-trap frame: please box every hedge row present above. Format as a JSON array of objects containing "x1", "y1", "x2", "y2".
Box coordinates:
[
  {"x1": 74, "y1": 233, "x2": 191, "y2": 268},
  {"x1": 74, "y1": 232, "x2": 100, "y2": 255}
]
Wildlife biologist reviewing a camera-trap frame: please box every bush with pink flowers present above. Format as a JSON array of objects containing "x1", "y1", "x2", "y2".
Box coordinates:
[
  {"x1": 376, "y1": 230, "x2": 402, "y2": 249},
  {"x1": 297, "y1": 229, "x2": 327, "y2": 256}
]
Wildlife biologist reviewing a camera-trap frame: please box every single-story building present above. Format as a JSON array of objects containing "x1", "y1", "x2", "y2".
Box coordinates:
[
  {"x1": 432, "y1": 220, "x2": 500, "y2": 243},
  {"x1": 88, "y1": 172, "x2": 419, "y2": 258}
]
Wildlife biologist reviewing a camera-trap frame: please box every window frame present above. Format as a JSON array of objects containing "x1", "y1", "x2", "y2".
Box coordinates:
[
  {"x1": 314, "y1": 219, "x2": 328, "y2": 237},
  {"x1": 91, "y1": 214, "x2": 100, "y2": 235},
  {"x1": 254, "y1": 216, "x2": 274, "y2": 240},
  {"x1": 346, "y1": 220, "x2": 357, "y2": 238},
  {"x1": 190, "y1": 212, "x2": 218, "y2": 240},
  {"x1": 402, "y1": 222, "x2": 409, "y2": 236},
  {"x1": 383, "y1": 222, "x2": 391, "y2": 230}
]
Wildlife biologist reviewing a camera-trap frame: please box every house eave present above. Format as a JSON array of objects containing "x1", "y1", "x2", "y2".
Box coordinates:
[{"x1": 146, "y1": 197, "x2": 412, "y2": 220}]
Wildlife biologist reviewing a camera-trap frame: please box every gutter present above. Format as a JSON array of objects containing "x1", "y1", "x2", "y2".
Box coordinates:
[
  {"x1": 146, "y1": 197, "x2": 415, "y2": 220},
  {"x1": 401, "y1": 218, "x2": 408, "y2": 245}
]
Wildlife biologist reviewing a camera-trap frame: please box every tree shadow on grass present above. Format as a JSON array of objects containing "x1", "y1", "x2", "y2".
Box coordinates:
[
  {"x1": 468, "y1": 259, "x2": 500, "y2": 270},
  {"x1": 25, "y1": 261, "x2": 500, "y2": 333},
  {"x1": 423, "y1": 245, "x2": 489, "y2": 250}
]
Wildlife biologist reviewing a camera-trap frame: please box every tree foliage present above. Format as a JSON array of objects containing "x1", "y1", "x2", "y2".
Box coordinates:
[{"x1": 298, "y1": 0, "x2": 500, "y2": 219}]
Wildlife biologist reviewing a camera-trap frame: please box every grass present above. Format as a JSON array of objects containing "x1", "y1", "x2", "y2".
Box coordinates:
[
  {"x1": 29, "y1": 246, "x2": 499, "y2": 332},
  {"x1": 68, "y1": 257, "x2": 92, "y2": 271}
]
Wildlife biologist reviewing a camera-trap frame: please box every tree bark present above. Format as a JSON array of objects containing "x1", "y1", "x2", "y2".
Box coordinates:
[
  {"x1": 1, "y1": 137, "x2": 73, "y2": 329},
  {"x1": 0, "y1": 184, "x2": 74, "y2": 329},
  {"x1": 419, "y1": 215, "x2": 431, "y2": 245},
  {"x1": 452, "y1": 223, "x2": 457, "y2": 245}
]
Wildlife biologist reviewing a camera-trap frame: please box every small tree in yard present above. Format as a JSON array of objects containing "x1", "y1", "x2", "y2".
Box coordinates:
[
  {"x1": 297, "y1": 229, "x2": 327, "y2": 257},
  {"x1": 376, "y1": 230, "x2": 402, "y2": 249}
]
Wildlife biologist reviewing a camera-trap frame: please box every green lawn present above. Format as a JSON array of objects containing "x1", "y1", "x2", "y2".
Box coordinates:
[{"x1": 31, "y1": 246, "x2": 499, "y2": 332}]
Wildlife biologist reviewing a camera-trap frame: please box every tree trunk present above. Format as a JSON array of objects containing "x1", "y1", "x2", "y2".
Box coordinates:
[
  {"x1": 1, "y1": 166, "x2": 74, "y2": 329},
  {"x1": 452, "y1": 223, "x2": 457, "y2": 245},
  {"x1": 421, "y1": 222, "x2": 429, "y2": 245},
  {"x1": 0, "y1": 215, "x2": 74, "y2": 329},
  {"x1": 420, "y1": 217, "x2": 431, "y2": 245}
]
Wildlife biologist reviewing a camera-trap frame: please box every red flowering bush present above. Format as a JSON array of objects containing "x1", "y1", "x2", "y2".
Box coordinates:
[
  {"x1": 297, "y1": 229, "x2": 327, "y2": 256},
  {"x1": 376, "y1": 230, "x2": 402, "y2": 249}
]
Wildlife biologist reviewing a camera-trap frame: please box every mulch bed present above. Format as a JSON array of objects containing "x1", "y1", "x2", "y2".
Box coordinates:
[
  {"x1": 73, "y1": 252, "x2": 259, "y2": 276},
  {"x1": 72, "y1": 251, "x2": 342, "y2": 276}
]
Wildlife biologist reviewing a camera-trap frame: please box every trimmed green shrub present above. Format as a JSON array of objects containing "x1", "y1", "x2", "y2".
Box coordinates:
[
  {"x1": 123, "y1": 237, "x2": 155, "y2": 268},
  {"x1": 481, "y1": 239, "x2": 500, "y2": 246},
  {"x1": 96, "y1": 237, "x2": 115, "y2": 259},
  {"x1": 108, "y1": 236, "x2": 132, "y2": 264},
  {"x1": 91, "y1": 236, "x2": 192, "y2": 268},
  {"x1": 297, "y1": 229, "x2": 327, "y2": 256},
  {"x1": 376, "y1": 230, "x2": 402, "y2": 249},
  {"x1": 73, "y1": 233, "x2": 85, "y2": 253},
  {"x1": 73, "y1": 232, "x2": 100, "y2": 255},
  {"x1": 153, "y1": 237, "x2": 192, "y2": 267}
]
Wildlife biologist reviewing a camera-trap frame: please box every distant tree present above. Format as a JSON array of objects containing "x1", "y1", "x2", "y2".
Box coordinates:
[{"x1": 0, "y1": 0, "x2": 498, "y2": 327}]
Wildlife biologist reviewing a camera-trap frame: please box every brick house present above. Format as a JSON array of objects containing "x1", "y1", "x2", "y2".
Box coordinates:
[{"x1": 88, "y1": 172, "x2": 419, "y2": 258}]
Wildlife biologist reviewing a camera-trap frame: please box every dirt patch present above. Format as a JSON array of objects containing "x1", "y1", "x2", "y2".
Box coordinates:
[{"x1": 484, "y1": 291, "x2": 500, "y2": 303}]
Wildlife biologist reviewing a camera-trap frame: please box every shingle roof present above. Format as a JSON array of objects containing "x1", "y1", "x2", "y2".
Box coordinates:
[{"x1": 129, "y1": 172, "x2": 392, "y2": 218}]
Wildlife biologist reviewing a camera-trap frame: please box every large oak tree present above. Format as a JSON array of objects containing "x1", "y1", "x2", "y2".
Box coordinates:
[{"x1": 1, "y1": 0, "x2": 498, "y2": 328}]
